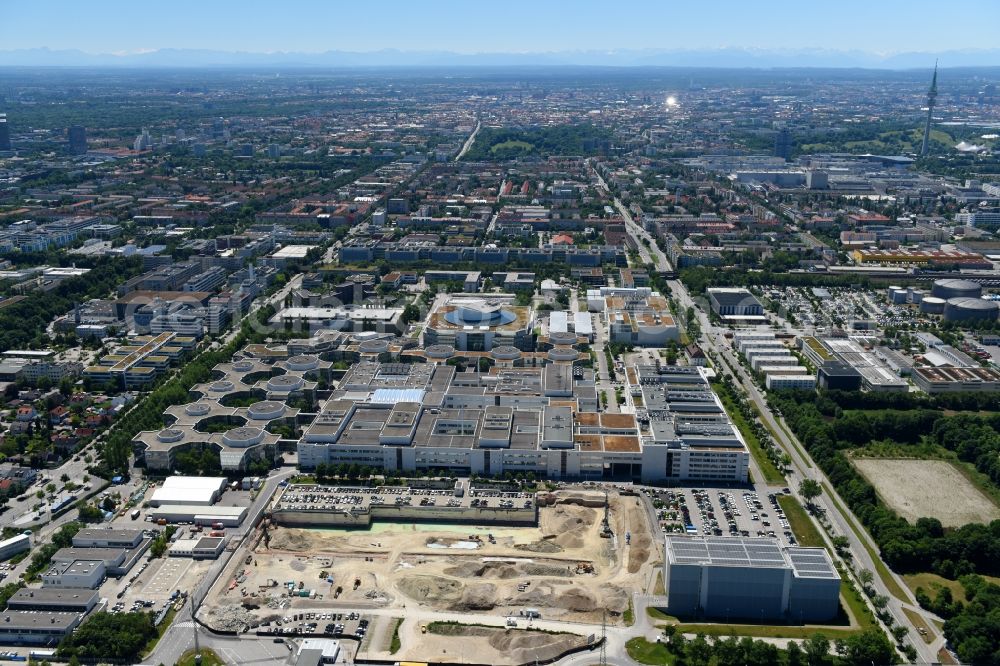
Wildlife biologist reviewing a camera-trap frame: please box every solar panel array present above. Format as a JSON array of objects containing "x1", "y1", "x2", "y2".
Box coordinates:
[
  {"x1": 667, "y1": 536, "x2": 787, "y2": 568},
  {"x1": 787, "y1": 547, "x2": 838, "y2": 579}
]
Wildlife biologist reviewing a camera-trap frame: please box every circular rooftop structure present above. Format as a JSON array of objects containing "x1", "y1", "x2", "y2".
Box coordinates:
[
  {"x1": 358, "y1": 338, "x2": 391, "y2": 354},
  {"x1": 285, "y1": 354, "x2": 320, "y2": 371},
  {"x1": 209, "y1": 380, "x2": 235, "y2": 393},
  {"x1": 267, "y1": 375, "x2": 305, "y2": 392},
  {"x1": 933, "y1": 279, "x2": 983, "y2": 300},
  {"x1": 944, "y1": 297, "x2": 999, "y2": 322},
  {"x1": 548, "y1": 331, "x2": 578, "y2": 346},
  {"x1": 444, "y1": 304, "x2": 517, "y2": 328},
  {"x1": 248, "y1": 400, "x2": 286, "y2": 421},
  {"x1": 548, "y1": 347, "x2": 579, "y2": 361},
  {"x1": 491, "y1": 346, "x2": 522, "y2": 361},
  {"x1": 184, "y1": 403, "x2": 212, "y2": 417},
  {"x1": 222, "y1": 426, "x2": 266, "y2": 448},
  {"x1": 232, "y1": 360, "x2": 255, "y2": 373},
  {"x1": 425, "y1": 344, "x2": 456, "y2": 359},
  {"x1": 157, "y1": 428, "x2": 185, "y2": 443},
  {"x1": 920, "y1": 296, "x2": 946, "y2": 314}
]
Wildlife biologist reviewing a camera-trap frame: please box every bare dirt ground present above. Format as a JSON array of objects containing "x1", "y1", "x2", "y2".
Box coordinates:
[
  {"x1": 200, "y1": 489, "x2": 657, "y2": 652},
  {"x1": 853, "y1": 457, "x2": 1000, "y2": 527},
  {"x1": 397, "y1": 622, "x2": 591, "y2": 665}
]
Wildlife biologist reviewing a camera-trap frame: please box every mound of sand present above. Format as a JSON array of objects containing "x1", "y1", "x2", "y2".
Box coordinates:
[
  {"x1": 444, "y1": 562, "x2": 521, "y2": 579},
  {"x1": 556, "y1": 587, "x2": 598, "y2": 612},
  {"x1": 268, "y1": 529, "x2": 316, "y2": 552},
  {"x1": 522, "y1": 563, "x2": 574, "y2": 577},
  {"x1": 515, "y1": 538, "x2": 564, "y2": 554},
  {"x1": 397, "y1": 575, "x2": 463, "y2": 603},
  {"x1": 490, "y1": 629, "x2": 584, "y2": 662},
  {"x1": 450, "y1": 583, "x2": 497, "y2": 611}
]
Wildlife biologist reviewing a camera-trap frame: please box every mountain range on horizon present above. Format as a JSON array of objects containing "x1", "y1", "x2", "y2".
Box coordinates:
[{"x1": 2, "y1": 46, "x2": 999, "y2": 69}]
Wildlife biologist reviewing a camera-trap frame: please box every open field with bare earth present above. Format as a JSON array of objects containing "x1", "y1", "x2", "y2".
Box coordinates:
[
  {"x1": 852, "y1": 458, "x2": 1000, "y2": 527},
  {"x1": 199, "y1": 489, "x2": 656, "y2": 658},
  {"x1": 400, "y1": 621, "x2": 591, "y2": 665}
]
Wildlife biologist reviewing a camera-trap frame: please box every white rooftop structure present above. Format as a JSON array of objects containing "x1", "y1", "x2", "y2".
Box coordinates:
[{"x1": 150, "y1": 476, "x2": 227, "y2": 506}]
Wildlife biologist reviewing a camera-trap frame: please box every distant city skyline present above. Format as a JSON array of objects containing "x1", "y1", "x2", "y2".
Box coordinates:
[{"x1": 2, "y1": 0, "x2": 998, "y2": 59}]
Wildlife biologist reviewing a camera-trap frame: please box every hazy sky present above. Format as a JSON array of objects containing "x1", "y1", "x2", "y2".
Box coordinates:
[{"x1": 3, "y1": 0, "x2": 996, "y2": 54}]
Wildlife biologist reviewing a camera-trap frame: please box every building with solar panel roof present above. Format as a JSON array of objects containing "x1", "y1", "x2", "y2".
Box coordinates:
[{"x1": 664, "y1": 536, "x2": 840, "y2": 622}]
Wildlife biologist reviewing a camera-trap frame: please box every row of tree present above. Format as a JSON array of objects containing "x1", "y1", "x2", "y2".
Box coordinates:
[{"x1": 651, "y1": 627, "x2": 896, "y2": 666}]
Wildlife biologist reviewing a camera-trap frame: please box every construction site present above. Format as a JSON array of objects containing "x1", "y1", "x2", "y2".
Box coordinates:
[{"x1": 199, "y1": 488, "x2": 659, "y2": 663}]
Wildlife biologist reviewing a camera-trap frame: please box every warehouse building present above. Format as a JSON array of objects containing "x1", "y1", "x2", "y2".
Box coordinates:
[
  {"x1": 664, "y1": 536, "x2": 840, "y2": 623},
  {"x1": 0, "y1": 611, "x2": 83, "y2": 645},
  {"x1": 6, "y1": 588, "x2": 99, "y2": 614},
  {"x1": 149, "y1": 504, "x2": 247, "y2": 527},
  {"x1": 73, "y1": 528, "x2": 144, "y2": 549},
  {"x1": 149, "y1": 476, "x2": 228, "y2": 506}
]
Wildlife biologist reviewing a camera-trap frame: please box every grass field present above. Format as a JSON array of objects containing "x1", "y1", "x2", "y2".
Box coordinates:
[
  {"x1": 490, "y1": 139, "x2": 533, "y2": 154},
  {"x1": 713, "y1": 383, "x2": 785, "y2": 483},
  {"x1": 654, "y1": 571, "x2": 665, "y2": 596},
  {"x1": 626, "y1": 637, "x2": 676, "y2": 665},
  {"x1": 389, "y1": 617, "x2": 403, "y2": 654},
  {"x1": 902, "y1": 572, "x2": 968, "y2": 603},
  {"x1": 777, "y1": 495, "x2": 825, "y2": 548},
  {"x1": 902, "y1": 607, "x2": 935, "y2": 643},
  {"x1": 177, "y1": 649, "x2": 225, "y2": 666},
  {"x1": 624, "y1": 597, "x2": 635, "y2": 626},
  {"x1": 821, "y1": 482, "x2": 909, "y2": 602},
  {"x1": 853, "y1": 458, "x2": 1000, "y2": 527}
]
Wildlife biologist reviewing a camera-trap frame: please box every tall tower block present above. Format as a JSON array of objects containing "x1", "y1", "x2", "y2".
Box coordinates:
[{"x1": 920, "y1": 62, "x2": 938, "y2": 157}]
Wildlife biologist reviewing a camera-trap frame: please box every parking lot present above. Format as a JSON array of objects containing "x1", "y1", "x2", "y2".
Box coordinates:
[
  {"x1": 649, "y1": 485, "x2": 796, "y2": 546},
  {"x1": 257, "y1": 610, "x2": 369, "y2": 641},
  {"x1": 141, "y1": 557, "x2": 192, "y2": 598}
]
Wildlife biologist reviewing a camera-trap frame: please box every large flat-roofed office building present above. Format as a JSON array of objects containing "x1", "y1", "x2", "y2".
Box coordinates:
[
  {"x1": 707, "y1": 288, "x2": 765, "y2": 319},
  {"x1": 664, "y1": 536, "x2": 840, "y2": 623}
]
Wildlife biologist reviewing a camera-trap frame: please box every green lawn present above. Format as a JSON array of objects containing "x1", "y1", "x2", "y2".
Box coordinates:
[
  {"x1": 626, "y1": 637, "x2": 676, "y2": 665},
  {"x1": 389, "y1": 617, "x2": 403, "y2": 654},
  {"x1": 141, "y1": 607, "x2": 177, "y2": 657},
  {"x1": 821, "y1": 482, "x2": 909, "y2": 602},
  {"x1": 777, "y1": 495, "x2": 825, "y2": 548},
  {"x1": 623, "y1": 597, "x2": 635, "y2": 626},
  {"x1": 713, "y1": 383, "x2": 784, "y2": 483},
  {"x1": 899, "y1": 571, "x2": 1000, "y2": 604},
  {"x1": 177, "y1": 648, "x2": 225, "y2": 666},
  {"x1": 490, "y1": 139, "x2": 533, "y2": 154},
  {"x1": 671, "y1": 621, "x2": 860, "y2": 640},
  {"x1": 903, "y1": 607, "x2": 935, "y2": 644},
  {"x1": 647, "y1": 606, "x2": 676, "y2": 622}
]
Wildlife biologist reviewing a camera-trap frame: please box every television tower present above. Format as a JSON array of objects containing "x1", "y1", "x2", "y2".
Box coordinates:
[{"x1": 920, "y1": 61, "x2": 938, "y2": 157}]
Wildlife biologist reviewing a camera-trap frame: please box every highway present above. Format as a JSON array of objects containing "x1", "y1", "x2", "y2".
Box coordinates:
[{"x1": 455, "y1": 119, "x2": 481, "y2": 161}]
